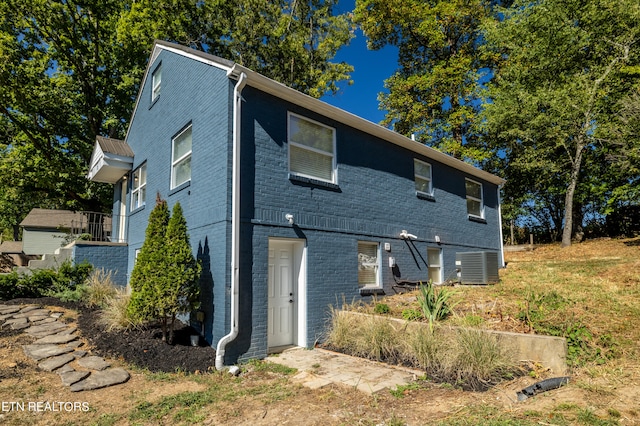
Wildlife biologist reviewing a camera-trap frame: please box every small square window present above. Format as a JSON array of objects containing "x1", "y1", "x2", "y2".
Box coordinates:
[
  {"x1": 358, "y1": 241, "x2": 380, "y2": 288},
  {"x1": 465, "y1": 179, "x2": 484, "y2": 218},
  {"x1": 414, "y1": 159, "x2": 432, "y2": 195},
  {"x1": 172, "y1": 125, "x2": 192, "y2": 189},
  {"x1": 131, "y1": 164, "x2": 147, "y2": 210},
  {"x1": 288, "y1": 113, "x2": 336, "y2": 183},
  {"x1": 152, "y1": 64, "x2": 162, "y2": 102}
]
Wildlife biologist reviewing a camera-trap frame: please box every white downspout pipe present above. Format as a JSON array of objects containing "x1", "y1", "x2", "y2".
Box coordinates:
[
  {"x1": 216, "y1": 69, "x2": 247, "y2": 370},
  {"x1": 497, "y1": 184, "x2": 505, "y2": 268}
]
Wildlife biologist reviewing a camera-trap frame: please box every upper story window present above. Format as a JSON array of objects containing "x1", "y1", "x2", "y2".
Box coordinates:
[
  {"x1": 288, "y1": 113, "x2": 336, "y2": 183},
  {"x1": 358, "y1": 241, "x2": 380, "y2": 288},
  {"x1": 414, "y1": 159, "x2": 432, "y2": 195},
  {"x1": 172, "y1": 125, "x2": 192, "y2": 189},
  {"x1": 465, "y1": 178, "x2": 484, "y2": 218},
  {"x1": 131, "y1": 164, "x2": 147, "y2": 210},
  {"x1": 152, "y1": 64, "x2": 162, "y2": 102}
]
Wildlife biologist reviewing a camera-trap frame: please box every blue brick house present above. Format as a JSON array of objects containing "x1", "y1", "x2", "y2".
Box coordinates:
[{"x1": 88, "y1": 40, "x2": 505, "y2": 368}]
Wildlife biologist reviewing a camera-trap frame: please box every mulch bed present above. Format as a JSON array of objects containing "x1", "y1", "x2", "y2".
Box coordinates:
[{"x1": 2, "y1": 297, "x2": 217, "y2": 373}]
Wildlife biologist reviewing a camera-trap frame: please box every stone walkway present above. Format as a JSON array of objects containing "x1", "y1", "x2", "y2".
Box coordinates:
[
  {"x1": 266, "y1": 347, "x2": 422, "y2": 395},
  {"x1": 0, "y1": 303, "x2": 130, "y2": 392}
]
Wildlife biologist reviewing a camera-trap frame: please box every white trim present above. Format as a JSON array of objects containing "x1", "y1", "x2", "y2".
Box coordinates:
[
  {"x1": 151, "y1": 64, "x2": 162, "y2": 102},
  {"x1": 131, "y1": 164, "x2": 146, "y2": 210},
  {"x1": 414, "y1": 158, "x2": 433, "y2": 196},
  {"x1": 465, "y1": 178, "x2": 484, "y2": 219},
  {"x1": 171, "y1": 125, "x2": 192, "y2": 189},
  {"x1": 358, "y1": 241, "x2": 381, "y2": 288},
  {"x1": 287, "y1": 112, "x2": 337, "y2": 184},
  {"x1": 267, "y1": 238, "x2": 307, "y2": 349}
]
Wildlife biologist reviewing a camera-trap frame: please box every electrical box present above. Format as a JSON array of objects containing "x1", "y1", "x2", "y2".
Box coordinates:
[{"x1": 455, "y1": 251, "x2": 500, "y2": 285}]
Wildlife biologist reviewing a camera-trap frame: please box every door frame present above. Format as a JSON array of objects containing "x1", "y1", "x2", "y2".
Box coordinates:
[{"x1": 267, "y1": 238, "x2": 307, "y2": 351}]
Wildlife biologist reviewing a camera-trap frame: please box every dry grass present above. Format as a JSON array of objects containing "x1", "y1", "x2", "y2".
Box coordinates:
[{"x1": 344, "y1": 237, "x2": 640, "y2": 368}]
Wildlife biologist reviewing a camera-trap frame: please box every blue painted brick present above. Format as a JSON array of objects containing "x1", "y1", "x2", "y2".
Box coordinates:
[{"x1": 112, "y1": 45, "x2": 503, "y2": 365}]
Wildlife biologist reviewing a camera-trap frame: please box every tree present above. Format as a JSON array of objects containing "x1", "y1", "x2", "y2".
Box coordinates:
[
  {"x1": 0, "y1": 0, "x2": 354, "y2": 237},
  {"x1": 117, "y1": 0, "x2": 355, "y2": 98},
  {"x1": 0, "y1": 0, "x2": 143, "y2": 235},
  {"x1": 127, "y1": 196, "x2": 201, "y2": 343},
  {"x1": 127, "y1": 194, "x2": 170, "y2": 324},
  {"x1": 353, "y1": 0, "x2": 504, "y2": 163},
  {"x1": 161, "y1": 202, "x2": 201, "y2": 344},
  {"x1": 482, "y1": 0, "x2": 640, "y2": 246}
]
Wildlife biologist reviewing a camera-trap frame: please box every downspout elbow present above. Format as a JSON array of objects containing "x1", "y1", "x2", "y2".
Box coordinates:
[{"x1": 215, "y1": 71, "x2": 247, "y2": 371}]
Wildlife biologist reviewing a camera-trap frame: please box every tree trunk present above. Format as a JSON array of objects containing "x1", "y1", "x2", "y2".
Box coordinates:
[
  {"x1": 161, "y1": 317, "x2": 167, "y2": 342},
  {"x1": 561, "y1": 143, "x2": 585, "y2": 247},
  {"x1": 169, "y1": 315, "x2": 176, "y2": 345}
]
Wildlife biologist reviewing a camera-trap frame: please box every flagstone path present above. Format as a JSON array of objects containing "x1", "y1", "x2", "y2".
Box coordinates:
[{"x1": 0, "y1": 303, "x2": 130, "y2": 392}]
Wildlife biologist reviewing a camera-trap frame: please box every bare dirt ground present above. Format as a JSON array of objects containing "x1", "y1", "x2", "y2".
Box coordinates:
[{"x1": 1, "y1": 238, "x2": 639, "y2": 425}]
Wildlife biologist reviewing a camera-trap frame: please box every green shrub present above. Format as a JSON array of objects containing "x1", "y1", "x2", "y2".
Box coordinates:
[
  {"x1": 0, "y1": 261, "x2": 92, "y2": 301},
  {"x1": 374, "y1": 303, "x2": 390, "y2": 314},
  {"x1": 402, "y1": 308, "x2": 423, "y2": 321},
  {"x1": 416, "y1": 281, "x2": 458, "y2": 330}
]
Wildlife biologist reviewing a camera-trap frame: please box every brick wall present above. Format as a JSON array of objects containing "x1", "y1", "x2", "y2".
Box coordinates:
[{"x1": 72, "y1": 242, "x2": 128, "y2": 287}]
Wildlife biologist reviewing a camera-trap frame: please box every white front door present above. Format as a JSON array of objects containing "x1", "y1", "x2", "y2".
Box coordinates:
[{"x1": 268, "y1": 241, "x2": 294, "y2": 348}]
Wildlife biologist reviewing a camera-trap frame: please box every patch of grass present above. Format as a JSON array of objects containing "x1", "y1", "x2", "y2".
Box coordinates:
[
  {"x1": 325, "y1": 311, "x2": 518, "y2": 390},
  {"x1": 98, "y1": 291, "x2": 142, "y2": 331},
  {"x1": 246, "y1": 359, "x2": 296, "y2": 375},
  {"x1": 374, "y1": 302, "x2": 390, "y2": 314},
  {"x1": 416, "y1": 281, "x2": 458, "y2": 330},
  {"x1": 401, "y1": 308, "x2": 422, "y2": 321},
  {"x1": 389, "y1": 382, "x2": 421, "y2": 398},
  {"x1": 84, "y1": 268, "x2": 119, "y2": 308}
]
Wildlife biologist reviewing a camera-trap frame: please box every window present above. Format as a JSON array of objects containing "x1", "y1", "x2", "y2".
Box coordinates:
[
  {"x1": 427, "y1": 248, "x2": 442, "y2": 284},
  {"x1": 172, "y1": 125, "x2": 192, "y2": 188},
  {"x1": 152, "y1": 64, "x2": 162, "y2": 102},
  {"x1": 465, "y1": 179, "x2": 483, "y2": 218},
  {"x1": 288, "y1": 113, "x2": 336, "y2": 183},
  {"x1": 358, "y1": 242, "x2": 380, "y2": 287},
  {"x1": 131, "y1": 164, "x2": 147, "y2": 210},
  {"x1": 414, "y1": 159, "x2": 432, "y2": 195}
]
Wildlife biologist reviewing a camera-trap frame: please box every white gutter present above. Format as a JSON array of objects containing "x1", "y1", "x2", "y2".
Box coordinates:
[
  {"x1": 497, "y1": 184, "x2": 505, "y2": 268},
  {"x1": 215, "y1": 69, "x2": 247, "y2": 370}
]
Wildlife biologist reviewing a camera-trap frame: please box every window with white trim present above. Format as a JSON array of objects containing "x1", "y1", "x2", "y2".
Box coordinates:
[
  {"x1": 152, "y1": 64, "x2": 162, "y2": 102},
  {"x1": 172, "y1": 125, "x2": 192, "y2": 189},
  {"x1": 358, "y1": 241, "x2": 380, "y2": 287},
  {"x1": 465, "y1": 178, "x2": 484, "y2": 218},
  {"x1": 427, "y1": 247, "x2": 443, "y2": 284},
  {"x1": 288, "y1": 113, "x2": 336, "y2": 183},
  {"x1": 131, "y1": 164, "x2": 147, "y2": 210},
  {"x1": 414, "y1": 159, "x2": 432, "y2": 195}
]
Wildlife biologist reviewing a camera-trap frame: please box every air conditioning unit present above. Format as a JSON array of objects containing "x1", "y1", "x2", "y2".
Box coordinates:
[{"x1": 455, "y1": 251, "x2": 500, "y2": 285}]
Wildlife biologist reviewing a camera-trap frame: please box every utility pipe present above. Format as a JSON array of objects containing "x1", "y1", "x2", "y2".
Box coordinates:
[{"x1": 216, "y1": 69, "x2": 247, "y2": 370}]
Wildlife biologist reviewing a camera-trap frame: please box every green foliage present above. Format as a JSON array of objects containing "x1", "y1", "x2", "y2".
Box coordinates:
[
  {"x1": 482, "y1": 0, "x2": 640, "y2": 245},
  {"x1": 127, "y1": 194, "x2": 170, "y2": 323},
  {"x1": 0, "y1": 0, "x2": 353, "y2": 235},
  {"x1": 416, "y1": 281, "x2": 458, "y2": 330},
  {"x1": 354, "y1": 0, "x2": 501, "y2": 163},
  {"x1": 401, "y1": 308, "x2": 423, "y2": 321},
  {"x1": 127, "y1": 198, "x2": 201, "y2": 343},
  {"x1": 373, "y1": 302, "x2": 390, "y2": 314},
  {"x1": 0, "y1": 261, "x2": 92, "y2": 300},
  {"x1": 517, "y1": 289, "x2": 618, "y2": 366}
]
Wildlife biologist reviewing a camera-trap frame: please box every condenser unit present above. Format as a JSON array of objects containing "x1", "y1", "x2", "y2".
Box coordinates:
[{"x1": 455, "y1": 251, "x2": 500, "y2": 285}]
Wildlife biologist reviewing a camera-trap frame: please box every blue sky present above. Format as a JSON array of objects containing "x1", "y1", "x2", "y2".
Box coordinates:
[{"x1": 319, "y1": 1, "x2": 399, "y2": 125}]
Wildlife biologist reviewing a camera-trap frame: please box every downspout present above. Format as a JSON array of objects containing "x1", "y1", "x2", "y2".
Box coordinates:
[
  {"x1": 497, "y1": 184, "x2": 505, "y2": 268},
  {"x1": 216, "y1": 68, "x2": 247, "y2": 370}
]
